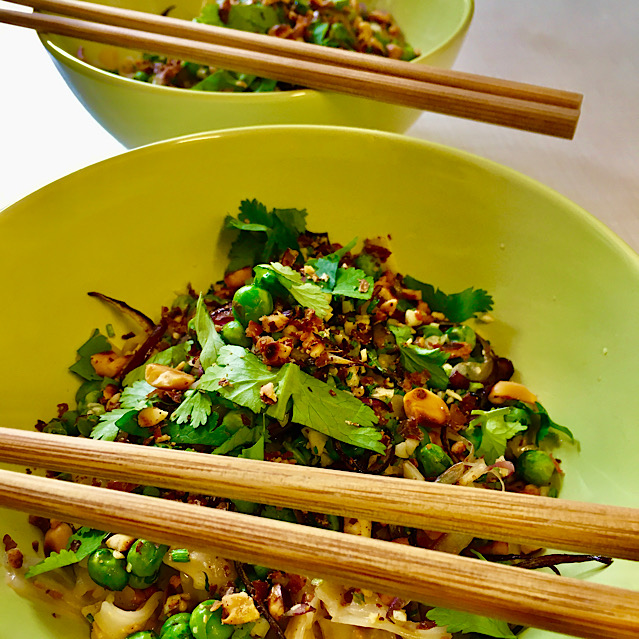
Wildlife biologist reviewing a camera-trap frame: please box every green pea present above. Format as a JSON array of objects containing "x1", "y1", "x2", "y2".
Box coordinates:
[
  {"x1": 128, "y1": 571, "x2": 159, "y2": 589},
  {"x1": 415, "y1": 442, "x2": 453, "y2": 478},
  {"x1": 161, "y1": 623, "x2": 194, "y2": 639},
  {"x1": 232, "y1": 285, "x2": 273, "y2": 326},
  {"x1": 190, "y1": 600, "x2": 234, "y2": 639},
  {"x1": 221, "y1": 320, "x2": 251, "y2": 347},
  {"x1": 126, "y1": 632, "x2": 158, "y2": 639},
  {"x1": 133, "y1": 71, "x2": 150, "y2": 82},
  {"x1": 127, "y1": 540, "x2": 168, "y2": 577},
  {"x1": 446, "y1": 325, "x2": 476, "y2": 349},
  {"x1": 517, "y1": 450, "x2": 555, "y2": 485},
  {"x1": 261, "y1": 505, "x2": 297, "y2": 523},
  {"x1": 87, "y1": 548, "x2": 129, "y2": 591},
  {"x1": 161, "y1": 613, "x2": 194, "y2": 639},
  {"x1": 420, "y1": 325, "x2": 443, "y2": 339}
]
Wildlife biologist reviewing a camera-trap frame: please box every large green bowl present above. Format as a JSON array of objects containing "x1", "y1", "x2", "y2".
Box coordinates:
[
  {"x1": 39, "y1": 0, "x2": 473, "y2": 148},
  {"x1": 1, "y1": 126, "x2": 637, "y2": 639}
]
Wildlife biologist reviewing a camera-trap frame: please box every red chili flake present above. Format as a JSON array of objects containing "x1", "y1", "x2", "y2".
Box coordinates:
[
  {"x1": 251, "y1": 580, "x2": 269, "y2": 601},
  {"x1": 56, "y1": 403, "x2": 69, "y2": 418}
]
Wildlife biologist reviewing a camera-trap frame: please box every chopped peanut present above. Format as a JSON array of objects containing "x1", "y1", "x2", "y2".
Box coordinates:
[
  {"x1": 488, "y1": 381, "x2": 537, "y2": 405},
  {"x1": 43, "y1": 522, "x2": 73, "y2": 555},
  {"x1": 145, "y1": 363, "x2": 195, "y2": 391},
  {"x1": 221, "y1": 592, "x2": 261, "y2": 625},
  {"x1": 343, "y1": 518, "x2": 372, "y2": 537},
  {"x1": 90, "y1": 351, "x2": 131, "y2": 378},
  {"x1": 224, "y1": 267, "x2": 252, "y2": 290},
  {"x1": 403, "y1": 387, "x2": 450, "y2": 425},
  {"x1": 138, "y1": 406, "x2": 168, "y2": 428},
  {"x1": 105, "y1": 534, "x2": 136, "y2": 553}
]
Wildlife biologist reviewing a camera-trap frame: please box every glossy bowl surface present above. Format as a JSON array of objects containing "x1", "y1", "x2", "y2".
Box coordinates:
[
  {"x1": 1, "y1": 125, "x2": 638, "y2": 639},
  {"x1": 40, "y1": 0, "x2": 473, "y2": 147}
]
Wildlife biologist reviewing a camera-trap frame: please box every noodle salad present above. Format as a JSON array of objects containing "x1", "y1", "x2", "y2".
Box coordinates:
[
  {"x1": 3, "y1": 200, "x2": 587, "y2": 639},
  {"x1": 95, "y1": 0, "x2": 419, "y2": 92}
]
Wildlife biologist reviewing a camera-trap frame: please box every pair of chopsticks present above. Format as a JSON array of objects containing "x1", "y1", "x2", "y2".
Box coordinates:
[
  {"x1": 1, "y1": 427, "x2": 638, "y2": 638},
  {"x1": 1, "y1": 0, "x2": 582, "y2": 138}
]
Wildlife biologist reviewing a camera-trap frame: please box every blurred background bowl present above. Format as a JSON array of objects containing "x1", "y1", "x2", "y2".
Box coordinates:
[
  {"x1": 39, "y1": 0, "x2": 473, "y2": 148},
  {"x1": 1, "y1": 125, "x2": 637, "y2": 638}
]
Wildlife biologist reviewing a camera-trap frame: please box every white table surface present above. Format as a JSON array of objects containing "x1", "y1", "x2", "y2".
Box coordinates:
[{"x1": 1, "y1": 0, "x2": 638, "y2": 252}]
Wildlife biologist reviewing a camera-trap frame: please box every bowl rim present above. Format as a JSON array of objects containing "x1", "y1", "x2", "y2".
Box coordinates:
[
  {"x1": 38, "y1": 0, "x2": 474, "y2": 101},
  {"x1": 3, "y1": 122, "x2": 638, "y2": 275}
]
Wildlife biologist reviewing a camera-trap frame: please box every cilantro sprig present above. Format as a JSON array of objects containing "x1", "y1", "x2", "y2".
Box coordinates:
[
  {"x1": 468, "y1": 407, "x2": 528, "y2": 464},
  {"x1": 225, "y1": 200, "x2": 307, "y2": 271},
  {"x1": 255, "y1": 263, "x2": 333, "y2": 319},
  {"x1": 202, "y1": 345, "x2": 383, "y2": 453},
  {"x1": 426, "y1": 608, "x2": 517, "y2": 638},
  {"x1": 403, "y1": 275, "x2": 493, "y2": 323},
  {"x1": 26, "y1": 528, "x2": 107, "y2": 578},
  {"x1": 388, "y1": 324, "x2": 450, "y2": 390}
]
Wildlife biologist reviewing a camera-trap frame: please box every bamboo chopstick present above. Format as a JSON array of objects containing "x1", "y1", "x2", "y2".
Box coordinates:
[
  {"x1": 0, "y1": 5, "x2": 582, "y2": 138},
  {"x1": 1, "y1": 427, "x2": 638, "y2": 560},
  {"x1": 1, "y1": 468, "x2": 638, "y2": 639},
  {"x1": 8, "y1": 0, "x2": 583, "y2": 111}
]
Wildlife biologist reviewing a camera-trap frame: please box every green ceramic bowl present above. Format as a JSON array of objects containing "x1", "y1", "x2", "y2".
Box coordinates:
[
  {"x1": 1, "y1": 126, "x2": 637, "y2": 639},
  {"x1": 39, "y1": 0, "x2": 473, "y2": 148}
]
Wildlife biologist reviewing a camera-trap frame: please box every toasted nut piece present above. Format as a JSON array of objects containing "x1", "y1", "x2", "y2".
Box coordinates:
[
  {"x1": 267, "y1": 584, "x2": 286, "y2": 621},
  {"x1": 224, "y1": 266, "x2": 252, "y2": 290},
  {"x1": 379, "y1": 298, "x2": 398, "y2": 315},
  {"x1": 488, "y1": 381, "x2": 537, "y2": 405},
  {"x1": 145, "y1": 363, "x2": 195, "y2": 391},
  {"x1": 221, "y1": 592, "x2": 261, "y2": 625},
  {"x1": 90, "y1": 351, "x2": 131, "y2": 378},
  {"x1": 403, "y1": 387, "x2": 450, "y2": 425},
  {"x1": 343, "y1": 518, "x2": 372, "y2": 537},
  {"x1": 105, "y1": 534, "x2": 136, "y2": 553},
  {"x1": 138, "y1": 406, "x2": 169, "y2": 428},
  {"x1": 405, "y1": 308, "x2": 427, "y2": 327},
  {"x1": 43, "y1": 522, "x2": 73, "y2": 555}
]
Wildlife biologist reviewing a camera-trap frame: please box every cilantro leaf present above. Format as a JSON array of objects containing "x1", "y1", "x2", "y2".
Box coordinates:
[
  {"x1": 26, "y1": 528, "x2": 107, "y2": 578},
  {"x1": 171, "y1": 389, "x2": 214, "y2": 429},
  {"x1": 194, "y1": 294, "x2": 224, "y2": 370},
  {"x1": 201, "y1": 345, "x2": 279, "y2": 412},
  {"x1": 388, "y1": 325, "x2": 450, "y2": 390},
  {"x1": 225, "y1": 3, "x2": 282, "y2": 34},
  {"x1": 195, "y1": 2, "x2": 223, "y2": 26},
  {"x1": 122, "y1": 342, "x2": 191, "y2": 386},
  {"x1": 212, "y1": 425, "x2": 259, "y2": 455},
  {"x1": 92, "y1": 408, "x2": 149, "y2": 440},
  {"x1": 426, "y1": 608, "x2": 516, "y2": 638},
  {"x1": 225, "y1": 200, "x2": 307, "y2": 269},
  {"x1": 256, "y1": 263, "x2": 332, "y2": 319},
  {"x1": 69, "y1": 329, "x2": 112, "y2": 381},
  {"x1": 205, "y1": 346, "x2": 383, "y2": 453},
  {"x1": 332, "y1": 267, "x2": 374, "y2": 300},
  {"x1": 267, "y1": 363, "x2": 384, "y2": 453},
  {"x1": 164, "y1": 409, "x2": 234, "y2": 446},
  {"x1": 119, "y1": 380, "x2": 154, "y2": 410},
  {"x1": 403, "y1": 275, "x2": 493, "y2": 323},
  {"x1": 238, "y1": 432, "x2": 265, "y2": 460},
  {"x1": 469, "y1": 408, "x2": 528, "y2": 464},
  {"x1": 535, "y1": 402, "x2": 575, "y2": 444}
]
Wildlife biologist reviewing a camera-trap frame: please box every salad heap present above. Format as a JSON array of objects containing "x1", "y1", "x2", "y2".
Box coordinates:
[
  {"x1": 5, "y1": 200, "x2": 581, "y2": 639},
  {"x1": 95, "y1": 0, "x2": 419, "y2": 91}
]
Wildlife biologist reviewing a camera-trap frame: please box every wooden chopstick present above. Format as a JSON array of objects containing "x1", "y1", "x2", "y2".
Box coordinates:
[
  {"x1": 0, "y1": 5, "x2": 581, "y2": 138},
  {"x1": 1, "y1": 467, "x2": 638, "y2": 639},
  {"x1": 1, "y1": 427, "x2": 638, "y2": 560},
  {"x1": 8, "y1": 0, "x2": 583, "y2": 111}
]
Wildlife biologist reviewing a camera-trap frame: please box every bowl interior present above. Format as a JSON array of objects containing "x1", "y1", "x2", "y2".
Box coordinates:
[{"x1": 1, "y1": 125, "x2": 637, "y2": 639}]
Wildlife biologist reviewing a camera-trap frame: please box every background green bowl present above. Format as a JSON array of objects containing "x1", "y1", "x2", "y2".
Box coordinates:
[
  {"x1": 39, "y1": 0, "x2": 473, "y2": 148},
  {"x1": 1, "y1": 125, "x2": 637, "y2": 638}
]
